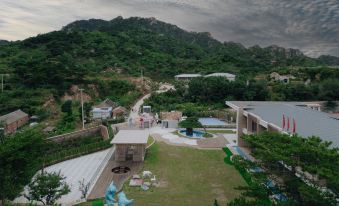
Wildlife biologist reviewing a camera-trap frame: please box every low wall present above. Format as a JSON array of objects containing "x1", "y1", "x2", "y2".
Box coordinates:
[{"x1": 47, "y1": 125, "x2": 109, "y2": 142}]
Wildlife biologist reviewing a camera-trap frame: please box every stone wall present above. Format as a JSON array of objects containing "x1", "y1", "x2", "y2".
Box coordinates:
[{"x1": 47, "y1": 125, "x2": 109, "y2": 142}]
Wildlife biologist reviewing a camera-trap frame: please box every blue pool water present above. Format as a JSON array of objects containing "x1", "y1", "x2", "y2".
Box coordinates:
[
  {"x1": 233, "y1": 146, "x2": 251, "y2": 160},
  {"x1": 179, "y1": 130, "x2": 205, "y2": 139},
  {"x1": 198, "y1": 118, "x2": 227, "y2": 126}
]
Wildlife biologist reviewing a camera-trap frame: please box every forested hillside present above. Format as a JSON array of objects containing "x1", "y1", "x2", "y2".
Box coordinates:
[
  {"x1": 0, "y1": 16, "x2": 338, "y2": 116},
  {"x1": 0, "y1": 16, "x2": 332, "y2": 84}
]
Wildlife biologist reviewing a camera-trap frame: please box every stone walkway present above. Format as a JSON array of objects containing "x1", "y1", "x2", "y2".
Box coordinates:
[{"x1": 87, "y1": 157, "x2": 143, "y2": 200}]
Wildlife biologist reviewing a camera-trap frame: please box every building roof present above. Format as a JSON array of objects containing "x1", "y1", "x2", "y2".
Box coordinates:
[
  {"x1": 92, "y1": 107, "x2": 112, "y2": 112},
  {"x1": 113, "y1": 106, "x2": 127, "y2": 114},
  {"x1": 175, "y1": 74, "x2": 202, "y2": 78},
  {"x1": 95, "y1": 99, "x2": 118, "y2": 109},
  {"x1": 226, "y1": 101, "x2": 339, "y2": 148},
  {"x1": 111, "y1": 130, "x2": 149, "y2": 144},
  {"x1": 0, "y1": 109, "x2": 28, "y2": 125},
  {"x1": 205, "y1": 73, "x2": 236, "y2": 78},
  {"x1": 160, "y1": 111, "x2": 182, "y2": 120}
]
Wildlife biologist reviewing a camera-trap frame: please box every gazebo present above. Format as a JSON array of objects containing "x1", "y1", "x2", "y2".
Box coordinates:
[{"x1": 111, "y1": 130, "x2": 149, "y2": 162}]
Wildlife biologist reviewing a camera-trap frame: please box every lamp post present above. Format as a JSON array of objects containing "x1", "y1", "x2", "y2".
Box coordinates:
[{"x1": 79, "y1": 88, "x2": 85, "y2": 130}]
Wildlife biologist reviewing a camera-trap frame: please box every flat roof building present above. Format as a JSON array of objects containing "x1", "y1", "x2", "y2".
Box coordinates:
[
  {"x1": 205, "y1": 73, "x2": 236, "y2": 81},
  {"x1": 226, "y1": 101, "x2": 339, "y2": 148},
  {"x1": 111, "y1": 130, "x2": 149, "y2": 162},
  {"x1": 175, "y1": 74, "x2": 202, "y2": 81}
]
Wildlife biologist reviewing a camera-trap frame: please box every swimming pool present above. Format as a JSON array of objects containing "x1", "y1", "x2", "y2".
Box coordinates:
[{"x1": 198, "y1": 118, "x2": 227, "y2": 127}]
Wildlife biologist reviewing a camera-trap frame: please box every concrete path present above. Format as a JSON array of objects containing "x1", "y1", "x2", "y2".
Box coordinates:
[{"x1": 15, "y1": 149, "x2": 112, "y2": 206}]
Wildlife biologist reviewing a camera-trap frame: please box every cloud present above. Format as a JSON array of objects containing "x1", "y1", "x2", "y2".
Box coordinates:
[{"x1": 0, "y1": 0, "x2": 338, "y2": 57}]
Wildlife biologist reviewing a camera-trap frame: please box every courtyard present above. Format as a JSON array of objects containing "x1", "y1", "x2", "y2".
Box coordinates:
[{"x1": 122, "y1": 142, "x2": 246, "y2": 206}]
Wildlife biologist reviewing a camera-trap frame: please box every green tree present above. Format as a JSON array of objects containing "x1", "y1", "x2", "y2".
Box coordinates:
[
  {"x1": 0, "y1": 129, "x2": 44, "y2": 204},
  {"x1": 178, "y1": 117, "x2": 202, "y2": 136},
  {"x1": 61, "y1": 100, "x2": 73, "y2": 115},
  {"x1": 25, "y1": 171, "x2": 70, "y2": 205}
]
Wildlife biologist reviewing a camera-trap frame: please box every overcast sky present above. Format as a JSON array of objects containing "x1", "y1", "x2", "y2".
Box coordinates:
[{"x1": 0, "y1": 0, "x2": 338, "y2": 57}]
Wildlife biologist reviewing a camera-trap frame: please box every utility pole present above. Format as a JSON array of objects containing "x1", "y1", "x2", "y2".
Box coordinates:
[
  {"x1": 79, "y1": 88, "x2": 85, "y2": 130},
  {"x1": 0, "y1": 74, "x2": 9, "y2": 93},
  {"x1": 141, "y1": 68, "x2": 144, "y2": 86}
]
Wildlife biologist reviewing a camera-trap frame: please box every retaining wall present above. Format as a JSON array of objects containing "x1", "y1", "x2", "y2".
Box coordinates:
[{"x1": 47, "y1": 125, "x2": 109, "y2": 142}]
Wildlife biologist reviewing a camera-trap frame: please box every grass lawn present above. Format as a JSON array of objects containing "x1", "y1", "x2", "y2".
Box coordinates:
[
  {"x1": 207, "y1": 130, "x2": 236, "y2": 134},
  {"x1": 123, "y1": 142, "x2": 246, "y2": 206}
]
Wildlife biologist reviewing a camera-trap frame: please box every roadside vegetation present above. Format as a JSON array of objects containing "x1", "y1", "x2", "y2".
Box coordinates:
[{"x1": 0, "y1": 128, "x2": 112, "y2": 204}]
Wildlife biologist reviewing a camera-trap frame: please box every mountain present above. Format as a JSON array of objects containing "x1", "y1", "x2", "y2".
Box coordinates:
[
  {"x1": 0, "y1": 40, "x2": 9, "y2": 46},
  {"x1": 318, "y1": 55, "x2": 339, "y2": 66},
  {"x1": 0, "y1": 16, "x2": 334, "y2": 89}
]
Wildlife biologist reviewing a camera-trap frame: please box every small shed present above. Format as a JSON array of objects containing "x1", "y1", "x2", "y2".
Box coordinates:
[
  {"x1": 143, "y1": 106, "x2": 151, "y2": 113},
  {"x1": 111, "y1": 130, "x2": 149, "y2": 162},
  {"x1": 0, "y1": 109, "x2": 29, "y2": 134}
]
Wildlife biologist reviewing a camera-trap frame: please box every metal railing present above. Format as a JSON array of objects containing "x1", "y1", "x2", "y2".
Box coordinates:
[{"x1": 86, "y1": 147, "x2": 115, "y2": 197}]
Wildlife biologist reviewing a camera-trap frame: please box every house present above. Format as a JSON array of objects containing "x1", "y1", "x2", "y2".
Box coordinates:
[
  {"x1": 174, "y1": 74, "x2": 202, "y2": 81},
  {"x1": 161, "y1": 111, "x2": 182, "y2": 128},
  {"x1": 92, "y1": 99, "x2": 118, "y2": 120},
  {"x1": 226, "y1": 101, "x2": 339, "y2": 148},
  {"x1": 270, "y1": 72, "x2": 296, "y2": 83},
  {"x1": 111, "y1": 130, "x2": 149, "y2": 162},
  {"x1": 205, "y1": 73, "x2": 236, "y2": 81},
  {"x1": 92, "y1": 107, "x2": 113, "y2": 119},
  {"x1": 0, "y1": 109, "x2": 29, "y2": 135},
  {"x1": 113, "y1": 106, "x2": 127, "y2": 119}
]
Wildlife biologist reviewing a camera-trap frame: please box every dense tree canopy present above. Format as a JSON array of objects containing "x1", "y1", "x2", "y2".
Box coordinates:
[
  {"x1": 0, "y1": 129, "x2": 45, "y2": 203},
  {"x1": 243, "y1": 132, "x2": 339, "y2": 200}
]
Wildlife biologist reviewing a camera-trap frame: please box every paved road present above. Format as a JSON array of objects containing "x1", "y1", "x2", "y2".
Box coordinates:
[
  {"x1": 129, "y1": 93, "x2": 151, "y2": 120},
  {"x1": 129, "y1": 83, "x2": 173, "y2": 120}
]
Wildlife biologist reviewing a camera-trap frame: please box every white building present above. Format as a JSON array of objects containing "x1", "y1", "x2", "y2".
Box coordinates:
[
  {"x1": 92, "y1": 107, "x2": 113, "y2": 119},
  {"x1": 205, "y1": 73, "x2": 236, "y2": 81},
  {"x1": 270, "y1": 72, "x2": 296, "y2": 83},
  {"x1": 175, "y1": 74, "x2": 202, "y2": 81}
]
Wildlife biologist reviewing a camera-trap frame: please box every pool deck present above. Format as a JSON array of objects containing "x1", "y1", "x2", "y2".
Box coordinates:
[{"x1": 150, "y1": 127, "x2": 231, "y2": 149}]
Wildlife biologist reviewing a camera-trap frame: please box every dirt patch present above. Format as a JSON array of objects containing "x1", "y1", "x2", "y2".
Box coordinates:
[
  {"x1": 197, "y1": 136, "x2": 228, "y2": 148},
  {"x1": 87, "y1": 84, "x2": 100, "y2": 97},
  {"x1": 61, "y1": 85, "x2": 92, "y2": 102}
]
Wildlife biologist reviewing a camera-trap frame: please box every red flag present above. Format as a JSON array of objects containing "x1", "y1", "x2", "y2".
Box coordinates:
[
  {"x1": 293, "y1": 118, "x2": 296, "y2": 134},
  {"x1": 287, "y1": 117, "x2": 290, "y2": 131},
  {"x1": 282, "y1": 114, "x2": 286, "y2": 129}
]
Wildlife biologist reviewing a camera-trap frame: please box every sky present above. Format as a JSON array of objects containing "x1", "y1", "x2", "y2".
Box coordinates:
[{"x1": 0, "y1": 0, "x2": 338, "y2": 57}]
